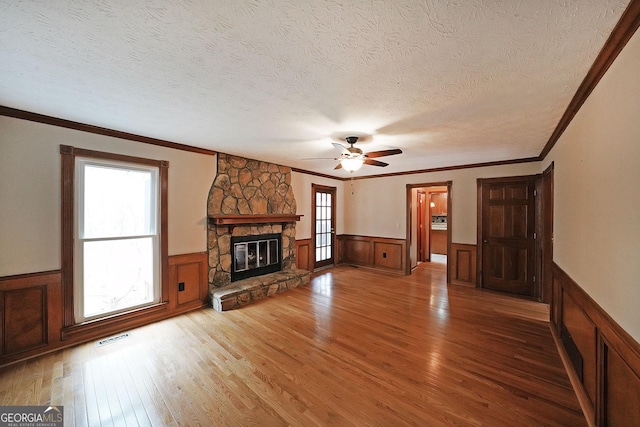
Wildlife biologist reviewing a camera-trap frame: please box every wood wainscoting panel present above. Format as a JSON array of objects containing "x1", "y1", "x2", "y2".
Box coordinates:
[
  {"x1": 0, "y1": 271, "x2": 62, "y2": 362},
  {"x1": 1, "y1": 253, "x2": 210, "y2": 367},
  {"x1": 561, "y1": 290, "x2": 597, "y2": 406},
  {"x1": 168, "y1": 252, "x2": 209, "y2": 312},
  {"x1": 295, "y1": 238, "x2": 312, "y2": 271},
  {"x1": 338, "y1": 235, "x2": 406, "y2": 274},
  {"x1": 372, "y1": 240, "x2": 404, "y2": 271},
  {"x1": 3, "y1": 286, "x2": 46, "y2": 355},
  {"x1": 340, "y1": 235, "x2": 373, "y2": 266},
  {"x1": 552, "y1": 263, "x2": 640, "y2": 426},
  {"x1": 602, "y1": 340, "x2": 640, "y2": 426},
  {"x1": 450, "y1": 243, "x2": 477, "y2": 287}
]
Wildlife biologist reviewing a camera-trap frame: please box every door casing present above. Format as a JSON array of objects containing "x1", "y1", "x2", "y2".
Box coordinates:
[{"x1": 405, "y1": 181, "x2": 452, "y2": 279}]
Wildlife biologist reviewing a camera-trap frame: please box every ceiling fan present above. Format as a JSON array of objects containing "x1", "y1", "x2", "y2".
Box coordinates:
[{"x1": 331, "y1": 136, "x2": 402, "y2": 172}]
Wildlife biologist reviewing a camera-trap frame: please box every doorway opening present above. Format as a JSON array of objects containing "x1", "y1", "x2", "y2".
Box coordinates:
[{"x1": 406, "y1": 182, "x2": 452, "y2": 280}]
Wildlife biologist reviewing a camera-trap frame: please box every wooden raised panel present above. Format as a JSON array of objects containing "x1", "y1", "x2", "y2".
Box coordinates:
[
  {"x1": 449, "y1": 243, "x2": 476, "y2": 287},
  {"x1": 342, "y1": 236, "x2": 372, "y2": 266},
  {"x1": 373, "y1": 241, "x2": 403, "y2": 271},
  {"x1": 3, "y1": 286, "x2": 47, "y2": 355},
  {"x1": 176, "y1": 263, "x2": 201, "y2": 306},
  {"x1": 456, "y1": 252, "x2": 471, "y2": 281},
  {"x1": 489, "y1": 206, "x2": 504, "y2": 237},
  {"x1": 295, "y1": 239, "x2": 312, "y2": 271},
  {"x1": 0, "y1": 271, "x2": 62, "y2": 364},
  {"x1": 506, "y1": 184, "x2": 528, "y2": 200},
  {"x1": 511, "y1": 205, "x2": 528, "y2": 238},
  {"x1": 168, "y1": 252, "x2": 208, "y2": 311},
  {"x1": 562, "y1": 290, "x2": 597, "y2": 405},
  {"x1": 489, "y1": 187, "x2": 503, "y2": 200},
  {"x1": 603, "y1": 343, "x2": 640, "y2": 426}
]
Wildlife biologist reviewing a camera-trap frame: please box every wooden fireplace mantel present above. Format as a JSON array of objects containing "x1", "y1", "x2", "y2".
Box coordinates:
[{"x1": 208, "y1": 214, "x2": 303, "y2": 226}]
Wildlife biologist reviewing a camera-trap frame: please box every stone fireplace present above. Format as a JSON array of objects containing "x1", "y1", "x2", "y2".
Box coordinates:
[{"x1": 207, "y1": 153, "x2": 310, "y2": 311}]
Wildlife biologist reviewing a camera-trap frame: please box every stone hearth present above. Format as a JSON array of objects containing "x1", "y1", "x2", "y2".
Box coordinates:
[
  {"x1": 211, "y1": 269, "x2": 310, "y2": 312},
  {"x1": 207, "y1": 153, "x2": 309, "y2": 310}
]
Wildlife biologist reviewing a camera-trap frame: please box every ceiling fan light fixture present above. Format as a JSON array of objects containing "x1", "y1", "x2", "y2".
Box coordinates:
[{"x1": 341, "y1": 157, "x2": 364, "y2": 172}]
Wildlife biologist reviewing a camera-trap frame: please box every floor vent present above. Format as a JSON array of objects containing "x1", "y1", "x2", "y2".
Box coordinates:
[{"x1": 96, "y1": 332, "x2": 131, "y2": 348}]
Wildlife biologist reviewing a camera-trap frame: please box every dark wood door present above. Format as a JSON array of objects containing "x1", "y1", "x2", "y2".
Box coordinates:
[
  {"x1": 312, "y1": 184, "x2": 336, "y2": 269},
  {"x1": 480, "y1": 176, "x2": 537, "y2": 297}
]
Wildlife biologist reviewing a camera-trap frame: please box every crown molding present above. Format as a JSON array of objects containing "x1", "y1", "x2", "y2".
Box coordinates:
[
  {"x1": 0, "y1": 105, "x2": 216, "y2": 156},
  {"x1": 539, "y1": 0, "x2": 640, "y2": 159}
]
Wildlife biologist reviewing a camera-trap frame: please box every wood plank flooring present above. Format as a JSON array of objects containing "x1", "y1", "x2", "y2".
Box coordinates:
[{"x1": 0, "y1": 262, "x2": 585, "y2": 426}]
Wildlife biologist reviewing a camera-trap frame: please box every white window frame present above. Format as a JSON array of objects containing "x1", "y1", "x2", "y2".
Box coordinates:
[{"x1": 74, "y1": 157, "x2": 161, "y2": 322}]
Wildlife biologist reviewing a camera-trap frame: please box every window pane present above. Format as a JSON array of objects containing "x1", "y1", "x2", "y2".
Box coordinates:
[
  {"x1": 83, "y1": 237, "x2": 155, "y2": 318},
  {"x1": 83, "y1": 164, "x2": 155, "y2": 238},
  {"x1": 258, "y1": 241, "x2": 267, "y2": 267},
  {"x1": 247, "y1": 242, "x2": 257, "y2": 269},
  {"x1": 269, "y1": 240, "x2": 278, "y2": 265},
  {"x1": 235, "y1": 243, "x2": 247, "y2": 271}
]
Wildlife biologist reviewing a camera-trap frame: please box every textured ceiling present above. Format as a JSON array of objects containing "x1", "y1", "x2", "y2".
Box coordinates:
[{"x1": 0, "y1": 1, "x2": 629, "y2": 177}]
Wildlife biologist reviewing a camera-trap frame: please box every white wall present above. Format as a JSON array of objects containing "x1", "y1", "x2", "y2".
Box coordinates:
[
  {"x1": 343, "y1": 163, "x2": 540, "y2": 243},
  {"x1": 0, "y1": 116, "x2": 217, "y2": 276},
  {"x1": 291, "y1": 172, "x2": 344, "y2": 240},
  {"x1": 542, "y1": 30, "x2": 640, "y2": 342}
]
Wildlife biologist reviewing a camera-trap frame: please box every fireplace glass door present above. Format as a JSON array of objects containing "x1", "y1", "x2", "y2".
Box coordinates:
[{"x1": 231, "y1": 234, "x2": 281, "y2": 281}]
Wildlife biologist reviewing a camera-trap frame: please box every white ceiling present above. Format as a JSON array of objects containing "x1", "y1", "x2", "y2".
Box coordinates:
[{"x1": 0, "y1": 1, "x2": 629, "y2": 177}]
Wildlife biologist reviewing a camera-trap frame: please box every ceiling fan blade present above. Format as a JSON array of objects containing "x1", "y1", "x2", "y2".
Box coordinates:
[
  {"x1": 365, "y1": 148, "x2": 403, "y2": 158},
  {"x1": 332, "y1": 142, "x2": 350, "y2": 154},
  {"x1": 364, "y1": 159, "x2": 389, "y2": 167},
  {"x1": 302, "y1": 157, "x2": 338, "y2": 160},
  {"x1": 334, "y1": 162, "x2": 343, "y2": 170}
]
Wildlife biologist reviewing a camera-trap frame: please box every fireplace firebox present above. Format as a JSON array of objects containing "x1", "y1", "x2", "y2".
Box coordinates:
[{"x1": 231, "y1": 233, "x2": 282, "y2": 282}]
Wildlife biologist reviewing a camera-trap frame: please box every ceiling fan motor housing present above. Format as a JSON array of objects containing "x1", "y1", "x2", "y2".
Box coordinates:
[{"x1": 345, "y1": 136, "x2": 363, "y2": 155}]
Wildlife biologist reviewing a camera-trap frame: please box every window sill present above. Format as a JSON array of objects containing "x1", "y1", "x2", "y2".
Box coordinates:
[{"x1": 61, "y1": 302, "x2": 169, "y2": 341}]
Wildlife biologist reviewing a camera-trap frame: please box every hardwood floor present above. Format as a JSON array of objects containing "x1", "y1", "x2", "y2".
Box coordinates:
[{"x1": 0, "y1": 262, "x2": 585, "y2": 426}]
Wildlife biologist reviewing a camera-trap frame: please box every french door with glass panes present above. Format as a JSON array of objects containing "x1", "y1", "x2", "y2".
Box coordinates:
[{"x1": 312, "y1": 184, "x2": 336, "y2": 269}]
